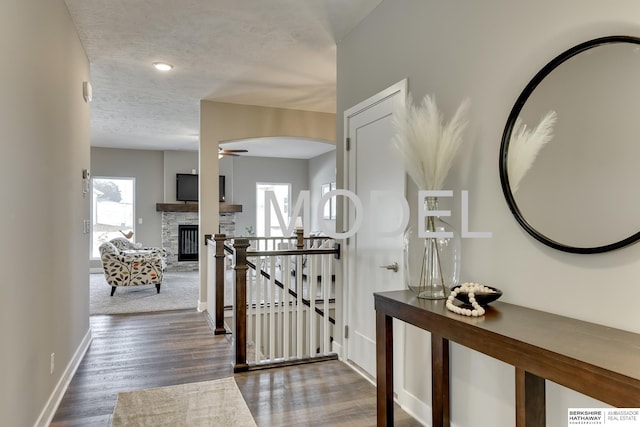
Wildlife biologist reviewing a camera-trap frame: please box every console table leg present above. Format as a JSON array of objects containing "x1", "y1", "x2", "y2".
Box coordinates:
[
  {"x1": 376, "y1": 310, "x2": 394, "y2": 426},
  {"x1": 431, "y1": 334, "x2": 450, "y2": 427},
  {"x1": 516, "y1": 368, "x2": 545, "y2": 427}
]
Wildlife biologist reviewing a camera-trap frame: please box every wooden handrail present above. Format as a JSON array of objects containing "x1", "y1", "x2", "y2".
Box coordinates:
[
  {"x1": 247, "y1": 248, "x2": 338, "y2": 257},
  {"x1": 225, "y1": 234, "x2": 338, "y2": 248}
]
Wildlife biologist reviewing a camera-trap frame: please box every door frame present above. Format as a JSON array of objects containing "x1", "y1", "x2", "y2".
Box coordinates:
[
  {"x1": 341, "y1": 78, "x2": 407, "y2": 373},
  {"x1": 342, "y1": 79, "x2": 431, "y2": 421}
]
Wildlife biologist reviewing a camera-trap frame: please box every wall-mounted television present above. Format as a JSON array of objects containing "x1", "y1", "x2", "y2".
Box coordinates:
[
  {"x1": 176, "y1": 173, "x2": 198, "y2": 202},
  {"x1": 176, "y1": 173, "x2": 226, "y2": 202}
]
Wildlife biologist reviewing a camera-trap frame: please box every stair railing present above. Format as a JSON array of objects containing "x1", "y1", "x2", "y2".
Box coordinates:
[{"x1": 212, "y1": 232, "x2": 340, "y2": 372}]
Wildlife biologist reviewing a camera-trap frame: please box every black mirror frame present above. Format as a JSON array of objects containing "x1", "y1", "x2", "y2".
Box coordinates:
[{"x1": 499, "y1": 35, "x2": 640, "y2": 254}]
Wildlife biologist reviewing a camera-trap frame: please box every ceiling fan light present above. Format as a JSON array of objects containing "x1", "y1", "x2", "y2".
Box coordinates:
[{"x1": 152, "y1": 62, "x2": 173, "y2": 71}]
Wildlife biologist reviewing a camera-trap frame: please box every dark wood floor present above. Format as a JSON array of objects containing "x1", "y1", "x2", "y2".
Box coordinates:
[{"x1": 51, "y1": 309, "x2": 419, "y2": 426}]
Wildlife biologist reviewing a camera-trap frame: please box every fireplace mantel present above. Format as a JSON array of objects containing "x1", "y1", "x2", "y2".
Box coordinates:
[{"x1": 156, "y1": 203, "x2": 242, "y2": 213}]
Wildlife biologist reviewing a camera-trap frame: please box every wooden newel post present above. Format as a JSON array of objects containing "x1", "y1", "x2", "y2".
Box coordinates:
[
  {"x1": 213, "y1": 234, "x2": 227, "y2": 335},
  {"x1": 233, "y1": 238, "x2": 250, "y2": 372},
  {"x1": 296, "y1": 228, "x2": 304, "y2": 249}
]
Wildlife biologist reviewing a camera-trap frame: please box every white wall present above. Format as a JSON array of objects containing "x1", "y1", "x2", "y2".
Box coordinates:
[
  {"x1": 337, "y1": 1, "x2": 640, "y2": 425},
  {"x1": 0, "y1": 0, "x2": 90, "y2": 425}
]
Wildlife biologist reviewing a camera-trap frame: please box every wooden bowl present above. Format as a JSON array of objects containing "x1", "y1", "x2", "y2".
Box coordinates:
[{"x1": 450, "y1": 285, "x2": 502, "y2": 306}]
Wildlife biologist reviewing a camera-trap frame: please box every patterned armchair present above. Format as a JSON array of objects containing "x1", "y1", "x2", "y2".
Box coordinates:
[
  {"x1": 109, "y1": 237, "x2": 167, "y2": 270},
  {"x1": 99, "y1": 241, "x2": 164, "y2": 296}
]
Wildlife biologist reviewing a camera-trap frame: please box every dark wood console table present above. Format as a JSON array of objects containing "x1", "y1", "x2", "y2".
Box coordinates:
[{"x1": 374, "y1": 290, "x2": 640, "y2": 426}]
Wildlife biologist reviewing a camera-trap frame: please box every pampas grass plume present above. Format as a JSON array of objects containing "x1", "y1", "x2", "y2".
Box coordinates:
[
  {"x1": 392, "y1": 94, "x2": 470, "y2": 191},
  {"x1": 507, "y1": 111, "x2": 557, "y2": 193}
]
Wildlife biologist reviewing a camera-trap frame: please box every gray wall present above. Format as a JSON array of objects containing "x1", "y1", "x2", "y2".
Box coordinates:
[
  {"x1": 226, "y1": 152, "x2": 336, "y2": 235},
  {"x1": 90, "y1": 147, "x2": 165, "y2": 267},
  {"x1": 231, "y1": 156, "x2": 310, "y2": 236},
  {"x1": 0, "y1": 1, "x2": 90, "y2": 425},
  {"x1": 163, "y1": 150, "x2": 199, "y2": 202},
  {"x1": 308, "y1": 150, "x2": 336, "y2": 232},
  {"x1": 337, "y1": 1, "x2": 640, "y2": 425},
  {"x1": 219, "y1": 155, "x2": 234, "y2": 203},
  {"x1": 91, "y1": 148, "x2": 331, "y2": 239}
]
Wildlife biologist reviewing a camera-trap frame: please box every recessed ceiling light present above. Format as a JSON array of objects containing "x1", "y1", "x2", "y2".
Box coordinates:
[{"x1": 152, "y1": 62, "x2": 173, "y2": 71}]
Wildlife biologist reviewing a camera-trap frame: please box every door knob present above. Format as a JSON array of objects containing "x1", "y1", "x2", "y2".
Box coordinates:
[{"x1": 379, "y1": 262, "x2": 399, "y2": 273}]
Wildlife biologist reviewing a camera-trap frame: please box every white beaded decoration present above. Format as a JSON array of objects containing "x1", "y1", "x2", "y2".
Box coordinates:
[{"x1": 446, "y1": 282, "x2": 495, "y2": 317}]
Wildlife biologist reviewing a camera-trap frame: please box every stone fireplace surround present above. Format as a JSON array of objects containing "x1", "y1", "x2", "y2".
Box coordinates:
[{"x1": 157, "y1": 203, "x2": 241, "y2": 272}]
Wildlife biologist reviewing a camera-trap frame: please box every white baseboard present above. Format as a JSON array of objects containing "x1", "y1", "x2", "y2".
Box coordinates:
[
  {"x1": 197, "y1": 299, "x2": 207, "y2": 312},
  {"x1": 395, "y1": 387, "x2": 430, "y2": 426},
  {"x1": 89, "y1": 267, "x2": 103, "y2": 274},
  {"x1": 34, "y1": 328, "x2": 92, "y2": 427},
  {"x1": 332, "y1": 341, "x2": 343, "y2": 359},
  {"x1": 345, "y1": 359, "x2": 376, "y2": 387}
]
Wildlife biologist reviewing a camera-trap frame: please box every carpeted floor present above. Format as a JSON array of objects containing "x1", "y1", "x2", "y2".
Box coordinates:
[
  {"x1": 111, "y1": 377, "x2": 256, "y2": 427},
  {"x1": 90, "y1": 271, "x2": 200, "y2": 315}
]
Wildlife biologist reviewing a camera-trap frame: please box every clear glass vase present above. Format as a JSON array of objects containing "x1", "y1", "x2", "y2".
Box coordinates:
[{"x1": 403, "y1": 197, "x2": 461, "y2": 299}]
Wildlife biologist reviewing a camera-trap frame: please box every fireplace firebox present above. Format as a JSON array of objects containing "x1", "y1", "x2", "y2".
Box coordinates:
[{"x1": 178, "y1": 225, "x2": 198, "y2": 261}]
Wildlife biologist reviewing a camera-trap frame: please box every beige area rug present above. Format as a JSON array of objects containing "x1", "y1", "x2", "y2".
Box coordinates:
[
  {"x1": 111, "y1": 377, "x2": 256, "y2": 427},
  {"x1": 90, "y1": 271, "x2": 199, "y2": 315}
]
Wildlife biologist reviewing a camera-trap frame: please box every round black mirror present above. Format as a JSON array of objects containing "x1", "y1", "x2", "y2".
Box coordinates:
[{"x1": 500, "y1": 36, "x2": 640, "y2": 254}]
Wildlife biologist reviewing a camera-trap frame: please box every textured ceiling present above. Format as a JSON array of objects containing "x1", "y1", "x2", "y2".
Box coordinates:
[{"x1": 64, "y1": 0, "x2": 381, "y2": 152}]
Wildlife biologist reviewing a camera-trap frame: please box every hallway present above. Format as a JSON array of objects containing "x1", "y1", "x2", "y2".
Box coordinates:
[{"x1": 51, "y1": 310, "x2": 419, "y2": 426}]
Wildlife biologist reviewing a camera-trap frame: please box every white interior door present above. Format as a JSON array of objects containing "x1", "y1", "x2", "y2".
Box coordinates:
[{"x1": 344, "y1": 80, "x2": 407, "y2": 378}]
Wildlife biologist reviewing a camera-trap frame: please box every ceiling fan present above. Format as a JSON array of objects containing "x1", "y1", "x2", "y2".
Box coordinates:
[{"x1": 218, "y1": 147, "x2": 248, "y2": 158}]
